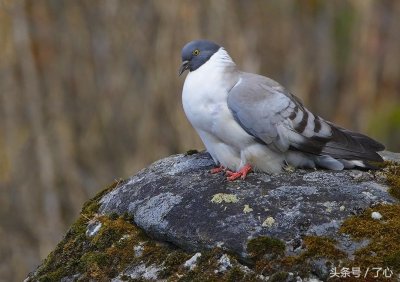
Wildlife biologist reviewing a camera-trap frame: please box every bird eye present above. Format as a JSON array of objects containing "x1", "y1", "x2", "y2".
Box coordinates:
[{"x1": 192, "y1": 49, "x2": 200, "y2": 56}]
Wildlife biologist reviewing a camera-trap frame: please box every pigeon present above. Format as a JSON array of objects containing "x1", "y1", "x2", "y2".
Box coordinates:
[{"x1": 179, "y1": 39, "x2": 384, "y2": 181}]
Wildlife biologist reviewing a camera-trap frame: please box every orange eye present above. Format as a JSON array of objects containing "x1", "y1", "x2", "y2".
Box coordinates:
[{"x1": 192, "y1": 49, "x2": 200, "y2": 56}]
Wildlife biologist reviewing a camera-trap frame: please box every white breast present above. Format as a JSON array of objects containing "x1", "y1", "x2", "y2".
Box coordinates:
[
  {"x1": 181, "y1": 49, "x2": 258, "y2": 170},
  {"x1": 182, "y1": 49, "x2": 251, "y2": 143}
]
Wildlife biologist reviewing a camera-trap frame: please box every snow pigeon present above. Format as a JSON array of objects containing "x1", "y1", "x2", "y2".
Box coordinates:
[{"x1": 179, "y1": 40, "x2": 384, "y2": 181}]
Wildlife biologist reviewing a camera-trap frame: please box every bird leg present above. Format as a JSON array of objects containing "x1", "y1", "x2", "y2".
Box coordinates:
[
  {"x1": 210, "y1": 165, "x2": 226, "y2": 174},
  {"x1": 225, "y1": 164, "x2": 252, "y2": 181}
]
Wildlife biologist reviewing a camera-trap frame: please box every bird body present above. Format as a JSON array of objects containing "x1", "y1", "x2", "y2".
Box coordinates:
[
  {"x1": 182, "y1": 48, "x2": 284, "y2": 173},
  {"x1": 179, "y1": 40, "x2": 384, "y2": 178}
]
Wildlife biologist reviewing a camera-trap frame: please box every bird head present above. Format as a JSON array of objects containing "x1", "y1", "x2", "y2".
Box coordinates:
[{"x1": 179, "y1": 40, "x2": 221, "y2": 76}]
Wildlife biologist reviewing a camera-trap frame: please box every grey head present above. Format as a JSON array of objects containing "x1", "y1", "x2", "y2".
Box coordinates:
[{"x1": 179, "y1": 40, "x2": 221, "y2": 76}]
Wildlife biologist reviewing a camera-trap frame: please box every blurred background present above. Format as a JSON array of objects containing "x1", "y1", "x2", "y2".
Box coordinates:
[{"x1": 1, "y1": 0, "x2": 400, "y2": 280}]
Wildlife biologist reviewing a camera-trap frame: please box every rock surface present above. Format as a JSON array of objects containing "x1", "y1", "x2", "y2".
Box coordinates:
[
  {"x1": 99, "y1": 152, "x2": 396, "y2": 259},
  {"x1": 27, "y1": 151, "x2": 400, "y2": 281}
]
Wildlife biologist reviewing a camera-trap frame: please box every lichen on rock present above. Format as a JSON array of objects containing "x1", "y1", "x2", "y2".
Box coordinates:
[{"x1": 211, "y1": 193, "x2": 239, "y2": 204}]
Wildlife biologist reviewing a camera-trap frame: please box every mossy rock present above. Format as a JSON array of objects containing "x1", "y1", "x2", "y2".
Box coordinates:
[{"x1": 26, "y1": 152, "x2": 400, "y2": 281}]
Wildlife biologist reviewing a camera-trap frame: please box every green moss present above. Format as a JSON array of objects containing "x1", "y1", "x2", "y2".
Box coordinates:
[
  {"x1": 32, "y1": 179, "x2": 130, "y2": 280},
  {"x1": 224, "y1": 266, "x2": 248, "y2": 281},
  {"x1": 92, "y1": 217, "x2": 133, "y2": 250},
  {"x1": 384, "y1": 251, "x2": 400, "y2": 270},
  {"x1": 370, "y1": 160, "x2": 400, "y2": 200},
  {"x1": 81, "y1": 251, "x2": 111, "y2": 268},
  {"x1": 247, "y1": 236, "x2": 285, "y2": 259},
  {"x1": 158, "y1": 250, "x2": 191, "y2": 278},
  {"x1": 109, "y1": 212, "x2": 119, "y2": 220},
  {"x1": 340, "y1": 204, "x2": 400, "y2": 274},
  {"x1": 80, "y1": 250, "x2": 116, "y2": 279},
  {"x1": 122, "y1": 212, "x2": 134, "y2": 222},
  {"x1": 285, "y1": 237, "x2": 344, "y2": 277},
  {"x1": 177, "y1": 248, "x2": 223, "y2": 282},
  {"x1": 300, "y1": 236, "x2": 346, "y2": 260},
  {"x1": 248, "y1": 235, "x2": 347, "y2": 278},
  {"x1": 269, "y1": 271, "x2": 289, "y2": 282},
  {"x1": 385, "y1": 162, "x2": 400, "y2": 200},
  {"x1": 119, "y1": 274, "x2": 131, "y2": 281},
  {"x1": 37, "y1": 268, "x2": 65, "y2": 282},
  {"x1": 35, "y1": 212, "x2": 150, "y2": 281}
]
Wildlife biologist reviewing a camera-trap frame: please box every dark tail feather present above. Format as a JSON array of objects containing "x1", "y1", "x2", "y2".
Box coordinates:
[
  {"x1": 321, "y1": 122, "x2": 385, "y2": 163},
  {"x1": 342, "y1": 129, "x2": 385, "y2": 151}
]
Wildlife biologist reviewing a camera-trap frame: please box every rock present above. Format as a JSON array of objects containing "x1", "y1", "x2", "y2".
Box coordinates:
[
  {"x1": 26, "y1": 151, "x2": 400, "y2": 281},
  {"x1": 381, "y1": 151, "x2": 400, "y2": 162},
  {"x1": 98, "y1": 152, "x2": 396, "y2": 258},
  {"x1": 371, "y1": 211, "x2": 383, "y2": 220},
  {"x1": 183, "y1": 252, "x2": 202, "y2": 270}
]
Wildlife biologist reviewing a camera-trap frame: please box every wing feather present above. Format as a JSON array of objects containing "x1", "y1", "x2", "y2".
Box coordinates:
[{"x1": 227, "y1": 72, "x2": 384, "y2": 163}]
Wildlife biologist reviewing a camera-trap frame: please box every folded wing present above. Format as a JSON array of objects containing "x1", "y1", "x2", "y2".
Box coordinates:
[{"x1": 227, "y1": 73, "x2": 384, "y2": 165}]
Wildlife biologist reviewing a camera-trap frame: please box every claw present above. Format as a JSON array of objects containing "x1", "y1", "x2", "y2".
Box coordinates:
[
  {"x1": 225, "y1": 164, "x2": 252, "y2": 181},
  {"x1": 210, "y1": 165, "x2": 225, "y2": 174}
]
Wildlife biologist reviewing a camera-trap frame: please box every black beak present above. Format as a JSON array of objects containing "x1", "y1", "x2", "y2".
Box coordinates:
[{"x1": 178, "y1": 60, "x2": 190, "y2": 76}]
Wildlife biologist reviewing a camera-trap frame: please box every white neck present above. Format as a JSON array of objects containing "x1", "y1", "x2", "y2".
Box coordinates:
[{"x1": 208, "y1": 47, "x2": 236, "y2": 69}]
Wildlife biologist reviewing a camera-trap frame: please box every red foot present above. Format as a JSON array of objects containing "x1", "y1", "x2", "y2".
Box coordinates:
[
  {"x1": 210, "y1": 165, "x2": 225, "y2": 174},
  {"x1": 225, "y1": 164, "x2": 252, "y2": 181}
]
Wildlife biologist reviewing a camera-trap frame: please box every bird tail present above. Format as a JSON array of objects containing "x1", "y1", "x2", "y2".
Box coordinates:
[{"x1": 319, "y1": 122, "x2": 385, "y2": 164}]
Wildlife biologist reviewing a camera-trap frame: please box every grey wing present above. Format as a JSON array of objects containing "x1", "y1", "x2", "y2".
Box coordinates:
[{"x1": 227, "y1": 73, "x2": 384, "y2": 163}]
